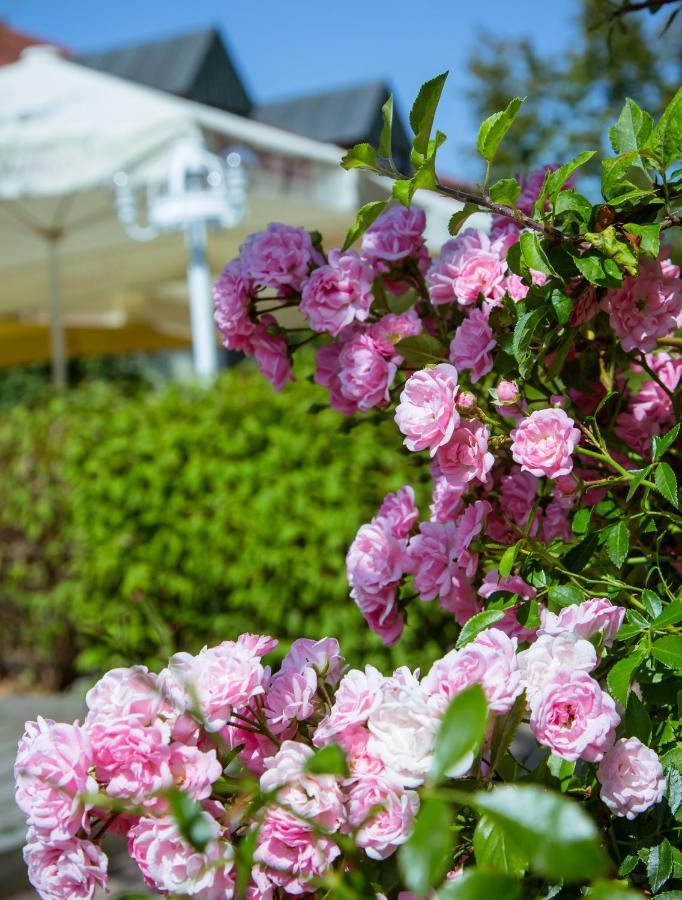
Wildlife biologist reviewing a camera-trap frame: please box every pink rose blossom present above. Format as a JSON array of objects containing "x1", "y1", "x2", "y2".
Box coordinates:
[
  {"x1": 261, "y1": 741, "x2": 345, "y2": 831},
  {"x1": 539, "y1": 597, "x2": 625, "y2": 647},
  {"x1": 254, "y1": 806, "x2": 340, "y2": 895},
  {"x1": 408, "y1": 520, "x2": 460, "y2": 604},
  {"x1": 300, "y1": 249, "x2": 375, "y2": 335},
  {"x1": 603, "y1": 257, "x2": 682, "y2": 353},
  {"x1": 240, "y1": 223, "x2": 318, "y2": 292},
  {"x1": 427, "y1": 230, "x2": 507, "y2": 306},
  {"x1": 518, "y1": 632, "x2": 597, "y2": 706},
  {"x1": 213, "y1": 260, "x2": 256, "y2": 352},
  {"x1": 251, "y1": 317, "x2": 293, "y2": 392},
  {"x1": 264, "y1": 666, "x2": 318, "y2": 732},
  {"x1": 449, "y1": 308, "x2": 496, "y2": 383},
  {"x1": 569, "y1": 286, "x2": 599, "y2": 327},
  {"x1": 478, "y1": 570, "x2": 538, "y2": 643},
  {"x1": 165, "y1": 638, "x2": 270, "y2": 732},
  {"x1": 313, "y1": 666, "x2": 385, "y2": 746},
  {"x1": 597, "y1": 737, "x2": 665, "y2": 819},
  {"x1": 85, "y1": 665, "x2": 162, "y2": 731},
  {"x1": 362, "y1": 206, "x2": 426, "y2": 263},
  {"x1": 395, "y1": 364, "x2": 460, "y2": 453},
  {"x1": 168, "y1": 743, "x2": 222, "y2": 801},
  {"x1": 346, "y1": 518, "x2": 407, "y2": 598},
  {"x1": 281, "y1": 637, "x2": 344, "y2": 685},
  {"x1": 91, "y1": 717, "x2": 172, "y2": 804},
  {"x1": 353, "y1": 584, "x2": 406, "y2": 645},
  {"x1": 15, "y1": 718, "x2": 97, "y2": 843},
  {"x1": 530, "y1": 670, "x2": 620, "y2": 762},
  {"x1": 24, "y1": 833, "x2": 108, "y2": 900},
  {"x1": 370, "y1": 310, "x2": 423, "y2": 350},
  {"x1": 347, "y1": 778, "x2": 419, "y2": 860},
  {"x1": 129, "y1": 815, "x2": 235, "y2": 897},
  {"x1": 429, "y1": 458, "x2": 466, "y2": 523},
  {"x1": 435, "y1": 421, "x2": 494, "y2": 488},
  {"x1": 423, "y1": 628, "x2": 522, "y2": 714},
  {"x1": 496, "y1": 379, "x2": 520, "y2": 403},
  {"x1": 511, "y1": 408, "x2": 580, "y2": 478},
  {"x1": 377, "y1": 485, "x2": 420, "y2": 538},
  {"x1": 540, "y1": 495, "x2": 573, "y2": 543},
  {"x1": 338, "y1": 332, "x2": 396, "y2": 411},
  {"x1": 314, "y1": 341, "x2": 359, "y2": 416}
]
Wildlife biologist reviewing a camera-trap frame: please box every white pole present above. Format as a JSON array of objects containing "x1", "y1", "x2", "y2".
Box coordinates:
[
  {"x1": 46, "y1": 236, "x2": 67, "y2": 389},
  {"x1": 185, "y1": 220, "x2": 218, "y2": 381}
]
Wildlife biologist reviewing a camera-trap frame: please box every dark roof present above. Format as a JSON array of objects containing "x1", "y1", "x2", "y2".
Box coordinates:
[
  {"x1": 254, "y1": 80, "x2": 412, "y2": 172},
  {"x1": 80, "y1": 27, "x2": 251, "y2": 116}
]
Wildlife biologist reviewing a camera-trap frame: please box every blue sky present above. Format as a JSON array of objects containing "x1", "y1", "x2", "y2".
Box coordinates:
[{"x1": 5, "y1": 0, "x2": 580, "y2": 178}]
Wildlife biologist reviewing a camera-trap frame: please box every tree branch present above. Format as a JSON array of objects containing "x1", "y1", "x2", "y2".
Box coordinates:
[{"x1": 603, "y1": 0, "x2": 680, "y2": 21}]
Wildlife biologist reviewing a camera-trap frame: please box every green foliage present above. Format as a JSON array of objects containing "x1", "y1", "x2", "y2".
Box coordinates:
[
  {"x1": 398, "y1": 797, "x2": 454, "y2": 896},
  {"x1": 430, "y1": 685, "x2": 488, "y2": 783},
  {"x1": 0, "y1": 363, "x2": 442, "y2": 687}
]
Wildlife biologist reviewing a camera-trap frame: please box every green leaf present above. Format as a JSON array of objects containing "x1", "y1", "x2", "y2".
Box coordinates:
[
  {"x1": 655, "y1": 462, "x2": 679, "y2": 508},
  {"x1": 395, "y1": 333, "x2": 447, "y2": 367},
  {"x1": 379, "y1": 95, "x2": 394, "y2": 163},
  {"x1": 456, "y1": 609, "x2": 506, "y2": 648},
  {"x1": 544, "y1": 151, "x2": 596, "y2": 205},
  {"x1": 512, "y1": 307, "x2": 546, "y2": 370},
  {"x1": 476, "y1": 96, "x2": 525, "y2": 163},
  {"x1": 449, "y1": 203, "x2": 480, "y2": 235},
  {"x1": 548, "y1": 584, "x2": 584, "y2": 608},
  {"x1": 653, "y1": 423, "x2": 680, "y2": 461},
  {"x1": 641, "y1": 590, "x2": 663, "y2": 619},
  {"x1": 651, "y1": 635, "x2": 682, "y2": 671},
  {"x1": 666, "y1": 767, "x2": 682, "y2": 816},
  {"x1": 607, "y1": 648, "x2": 646, "y2": 707},
  {"x1": 474, "y1": 815, "x2": 528, "y2": 879},
  {"x1": 168, "y1": 789, "x2": 216, "y2": 852},
  {"x1": 563, "y1": 534, "x2": 599, "y2": 573},
  {"x1": 398, "y1": 797, "x2": 454, "y2": 896},
  {"x1": 550, "y1": 289, "x2": 573, "y2": 325},
  {"x1": 609, "y1": 98, "x2": 654, "y2": 158},
  {"x1": 472, "y1": 785, "x2": 608, "y2": 882},
  {"x1": 653, "y1": 601, "x2": 682, "y2": 630},
  {"x1": 626, "y1": 466, "x2": 652, "y2": 502},
  {"x1": 489, "y1": 178, "x2": 521, "y2": 206},
  {"x1": 340, "y1": 142, "x2": 378, "y2": 171},
  {"x1": 554, "y1": 190, "x2": 592, "y2": 223},
  {"x1": 605, "y1": 522, "x2": 629, "y2": 569},
  {"x1": 623, "y1": 692, "x2": 652, "y2": 743},
  {"x1": 410, "y1": 72, "x2": 449, "y2": 159},
  {"x1": 588, "y1": 880, "x2": 645, "y2": 899},
  {"x1": 393, "y1": 178, "x2": 414, "y2": 207},
  {"x1": 519, "y1": 232, "x2": 559, "y2": 277},
  {"x1": 572, "y1": 507, "x2": 591, "y2": 537},
  {"x1": 623, "y1": 222, "x2": 661, "y2": 259},
  {"x1": 547, "y1": 753, "x2": 576, "y2": 789},
  {"x1": 341, "y1": 200, "x2": 388, "y2": 251},
  {"x1": 303, "y1": 744, "x2": 348, "y2": 777},
  {"x1": 488, "y1": 694, "x2": 527, "y2": 778},
  {"x1": 647, "y1": 839, "x2": 673, "y2": 893},
  {"x1": 431, "y1": 684, "x2": 488, "y2": 783},
  {"x1": 647, "y1": 86, "x2": 682, "y2": 170},
  {"x1": 435, "y1": 870, "x2": 522, "y2": 900},
  {"x1": 499, "y1": 542, "x2": 518, "y2": 578},
  {"x1": 572, "y1": 251, "x2": 623, "y2": 288}
]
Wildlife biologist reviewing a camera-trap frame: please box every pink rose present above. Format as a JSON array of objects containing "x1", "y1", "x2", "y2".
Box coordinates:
[
  {"x1": 85, "y1": 665, "x2": 162, "y2": 731},
  {"x1": 603, "y1": 257, "x2": 682, "y2": 353},
  {"x1": 449, "y1": 308, "x2": 496, "y2": 383},
  {"x1": 423, "y1": 628, "x2": 523, "y2": 714},
  {"x1": 281, "y1": 637, "x2": 344, "y2": 685},
  {"x1": 346, "y1": 518, "x2": 407, "y2": 598},
  {"x1": 251, "y1": 317, "x2": 293, "y2": 392},
  {"x1": 300, "y1": 249, "x2": 375, "y2": 335},
  {"x1": 314, "y1": 341, "x2": 359, "y2": 416},
  {"x1": 539, "y1": 597, "x2": 625, "y2": 647},
  {"x1": 314, "y1": 665, "x2": 385, "y2": 746},
  {"x1": 264, "y1": 667, "x2": 318, "y2": 732},
  {"x1": 362, "y1": 206, "x2": 426, "y2": 263},
  {"x1": 213, "y1": 259, "x2": 256, "y2": 352},
  {"x1": 597, "y1": 737, "x2": 665, "y2": 819},
  {"x1": 240, "y1": 222, "x2": 319, "y2": 292},
  {"x1": 254, "y1": 806, "x2": 340, "y2": 895},
  {"x1": 496, "y1": 379, "x2": 520, "y2": 403},
  {"x1": 408, "y1": 520, "x2": 460, "y2": 604},
  {"x1": 91, "y1": 717, "x2": 172, "y2": 804},
  {"x1": 261, "y1": 741, "x2": 345, "y2": 831},
  {"x1": 165, "y1": 638, "x2": 270, "y2": 732},
  {"x1": 511, "y1": 408, "x2": 580, "y2": 478},
  {"x1": 429, "y1": 457, "x2": 466, "y2": 523},
  {"x1": 435, "y1": 421, "x2": 494, "y2": 488},
  {"x1": 478, "y1": 570, "x2": 538, "y2": 643},
  {"x1": 15, "y1": 718, "x2": 98, "y2": 843},
  {"x1": 354, "y1": 584, "x2": 406, "y2": 645},
  {"x1": 129, "y1": 815, "x2": 235, "y2": 897},
  {"x1": 395, "y1": 364, "x2": 460, "y2": 453},
  {"x1": 540, "y1": 495, "x2": 573, "y2": 544},
  {"x1": 427, "y1": 230, "x2": 507, "y2": 306},
  {"x1": 370, "y1": 309, "x2": 423, "y2": 350},
  {"x1": 377, "y1": 485, "x2": 420, "y2": 538},
  {"x1": 338, "y1": 332, "x2": 397, "y2": 411},
  {"x1": 518, "y1": 631, "x2": 597, "y2": 705},
  {"x1": 24, "y1": 832, "x2": 108, "y2": 900},
  {"x1": 347, "y1": 777, "x2": 419, "y2": 860},
  {"x1": 168, "y1": 743, "x2": 222, "y2": 801},
  {"x1": 530, "y1": 670, "x2": 620, "y2": 762}
]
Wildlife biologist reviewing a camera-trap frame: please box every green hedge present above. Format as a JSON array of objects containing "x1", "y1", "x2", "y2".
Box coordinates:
[{"x1": 0, "y1": 362, "x2": 448, "y2": 688}]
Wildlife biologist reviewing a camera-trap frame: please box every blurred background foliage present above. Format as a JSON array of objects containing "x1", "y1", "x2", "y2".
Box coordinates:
[
  {"x1": 0, "y1": 357, "x2": 449, "y2": 691},
  {"x1": 467, "y1": 0, "x2": 681, "y2": 173}
]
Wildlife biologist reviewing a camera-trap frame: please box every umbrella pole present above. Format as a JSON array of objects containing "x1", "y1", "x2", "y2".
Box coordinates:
[
  {"x1": 47, "y1": 236, "x2": 67, "y2": 388},
  {"x1": 185, "y1": 220, "x2": 218, "y2": 381}
]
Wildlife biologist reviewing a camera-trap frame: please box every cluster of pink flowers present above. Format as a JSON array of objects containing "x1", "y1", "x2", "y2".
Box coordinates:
[{"x1": 16, "y1": 610, "x2": 666, "y2": 897}]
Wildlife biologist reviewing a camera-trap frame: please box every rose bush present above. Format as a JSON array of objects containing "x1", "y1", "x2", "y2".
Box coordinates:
[{"x1": 15, "y1": 70, "x2": 682, "y2": 898}]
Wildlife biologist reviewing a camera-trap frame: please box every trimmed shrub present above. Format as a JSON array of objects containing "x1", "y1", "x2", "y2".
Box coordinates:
[{"x1": 0, "y1": 361, "x2": 445, "y2": 688}]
